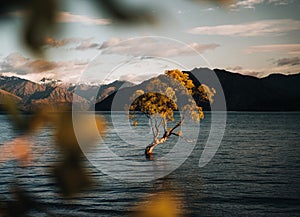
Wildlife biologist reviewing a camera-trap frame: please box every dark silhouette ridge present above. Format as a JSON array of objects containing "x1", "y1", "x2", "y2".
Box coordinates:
[{"x1": 95, "y1": 68, "x2": 300, "y2": 111}]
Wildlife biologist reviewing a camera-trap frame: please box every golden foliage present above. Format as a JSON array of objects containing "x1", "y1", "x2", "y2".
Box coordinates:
[
  {"x1": 165, "y1": 69, "x2": 195, "y2": 95},
  {"x1": 130, "y1": 92, "x2": 177, "y2": 121},
  {"x1": 198, "y1": 84, "x2": 216, "y2": 103},
  {"x1": 132, "y1": 120, "x2": 138, "y2": 126},
  {"x1": 129, "y1": 69, "x2": 210, "y2": 155},
  {"x1": 129, "y1": 69, "x2": 212, "y2": 124}
]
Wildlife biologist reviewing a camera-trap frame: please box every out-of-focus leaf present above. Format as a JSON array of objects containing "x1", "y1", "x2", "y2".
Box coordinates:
[
  {"x1": 53, "y1": 112, "x2": 81, "y2": 154},
  {"x1": 0, "y1": 0, "x2": 27, "y2": 15},
  {"x1": 74, "y1": 114, "x2": 107, "y2": 146},
  {"x1": 0, "y1": 185, "x2": 51, "y2": 216},
  {"x1": 27, "y1": 107, "x2": 56, "y2": 133},
  {"x1": 1, "y1": 96, "x2": 24, "y2": 132},
  {"x1": 54, "y1": 113, "x2": 106, "y2": 153},
  {"x1": 52, "y1": 158, "x2": 93, "y2": 197},
  {"x1": 0, "y1": 0, "x2": 235, "y2": 55},
  {"x1": 51, "y1": 112, "x2": 105, "y2": 197},
  {"x1": 131, "y1": 191, "x2": 184, "y2": 217},
  {"x1": 97, "y1": 0, "x2": 156, "y2": 24},
  {"x1": 0, "y1": 136, "x2": 33, "y2": 167},
  {"x1": 23, "y1": 0, "x2": 58, "y2": 55},
  {"x1": 1, "y1": 97, "x2": 54, "y2": 135}
]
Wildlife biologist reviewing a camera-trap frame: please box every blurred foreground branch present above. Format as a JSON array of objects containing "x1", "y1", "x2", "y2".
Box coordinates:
[{"x1": 0, "y1": 0, "x2": 235, "y2": 55}]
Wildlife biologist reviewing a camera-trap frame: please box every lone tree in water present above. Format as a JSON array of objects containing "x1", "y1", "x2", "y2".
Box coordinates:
[{"x1": 128, "y1": 69, "x2": 216, "y2": 156}]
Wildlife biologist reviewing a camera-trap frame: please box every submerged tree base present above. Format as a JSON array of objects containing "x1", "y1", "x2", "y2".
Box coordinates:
[
  {"x1": 145, "y1": 135, "x2": 168, "y2": 156},
  {"x1": 145, "y1": 143, "x2": 156, "y2": 155},
  {"x1": 145, "y1": 144, "x2": 156, "y2": 160}
]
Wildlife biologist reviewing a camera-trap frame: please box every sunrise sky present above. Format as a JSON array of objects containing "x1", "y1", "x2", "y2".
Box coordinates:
[{"x1": 0, "y1": 0, "x2": 299, "y2": 83}]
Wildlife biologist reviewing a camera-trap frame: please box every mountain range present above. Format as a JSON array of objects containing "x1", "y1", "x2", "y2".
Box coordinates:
[
  {"x1": 0, "y1": 76, "x2": 134, "y2": 112},
  {"x1": 1, "y1": 68, "x2": 300, "y2": 112},
  {"x1": 95, "y1": 68, "x2": 300, "y2": 111}
]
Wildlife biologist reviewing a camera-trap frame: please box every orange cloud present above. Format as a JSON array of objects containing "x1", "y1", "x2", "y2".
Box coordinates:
[
  {"x1": 100, "y1": 37, "x2": 220, "y2": 57},
  {"x1": 57, "y1": 12, "x2": 111, "y2": 25},
  {"x1": 244, "y1": 44, "x2": 300, "y2": 55},
  {"x1": 188, "y1": 19, "x2": 300, "y2": 37}
]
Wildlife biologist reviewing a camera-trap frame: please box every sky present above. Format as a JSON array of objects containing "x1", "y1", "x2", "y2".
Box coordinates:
[{"x1": 0, "y1": 0, "x2": 299, "y2": 83}]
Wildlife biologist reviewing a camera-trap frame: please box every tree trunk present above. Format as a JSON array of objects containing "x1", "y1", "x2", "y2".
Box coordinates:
[
  {"x1": 145, "y1": 135, "x2": 168, "y2": 156},
  {"x1": 145, "y1": 120, "x2": 183, "y2": 156},
  {"x1": 145, "y1": 142, "x2": 159, "y2": 156}
]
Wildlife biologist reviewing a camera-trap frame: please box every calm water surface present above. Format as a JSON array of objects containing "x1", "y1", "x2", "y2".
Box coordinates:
[{"x1": 0, "y1": 112, "x2": 300, "y2": 216}]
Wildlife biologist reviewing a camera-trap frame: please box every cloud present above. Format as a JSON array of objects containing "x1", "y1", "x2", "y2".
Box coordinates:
[
  {"x1": 43, "y1": 37, "x2": 101, "y2": 50},
  {"x1": 187, "y1": 19, "x2": 300, "y2": 37},
  {"x1": 224, "y1": 64, "x2": 300, "y2": 78},
  {"x1": 44, "y1": 37, "x2": 82, "y2": 48},
  {"x1": 0, "y1": 53, "x2": 87, "y2": 83},
  {"x1": 226, "y1": 66, "x2": 244, "y2": 71},
  {"x1": 0, "y1": 53, "x2": 57, "y2": 75},
  {"x1": 232, "y1": 0, "x2": 264, "y2": 8},
  {"x1": 244, "y1": 44, "x2": 300, "y2": 55},
  {"x1": 190, "y1": 0, "x2": 236, "y2": 7},
  {"x1": 202, "y1": 7, "x2": 216, "y2": 12},
  {"x1": 99, "y1": 37, "x2": 220, "y2": 57},
  {"x1": 75, "y1": 39, "x2": 100, "y2": 50},
  {"x1": 44, "y1": 37, "x2": 69, "y2": 47},
  {"x1": 225, "y1": 65, "x2": 262, "y2": 76},
  {"x1": 57, "y1": 12, "x2": 111, "y2": 25},
  {"x1": 230, "y1": 0, "x2": 291, "y2": 9},
  {"x1": 274, "y1": 57, "x2": 300, "y2": 66},
  {"x1": 119, "y1": 73, "x2": 157, "y2": 84},
  {"x1": 10, "y1": 11, "x2": 111, "y2": 26}
]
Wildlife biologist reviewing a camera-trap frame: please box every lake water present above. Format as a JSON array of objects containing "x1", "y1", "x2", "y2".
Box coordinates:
[{"x1": 0, "y1": 112, "x2": 300, "y2": 216}]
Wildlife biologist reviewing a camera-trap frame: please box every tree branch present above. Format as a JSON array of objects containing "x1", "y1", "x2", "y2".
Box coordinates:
[
  {"x1": 150, "y1": 117, "x2": 156, "y2": 137},
  {"x1": 157, "y1": 118, "x2": 163, "y2": 129},
  {"x1": 154, "y1": 118, "x2": 160, "y2": 138},
  {"x1": 170, "y1": 132, "x2": 180, "y2": 137},
  {"x1": 162, "y1": 118, "x2": 167, "y2": 133},
  {"x1": 170, "y1": 132, "x2": 194, "y2": 143},
  {"x1": 169, "y1": 118, "x2": 184, "y2": 135}
]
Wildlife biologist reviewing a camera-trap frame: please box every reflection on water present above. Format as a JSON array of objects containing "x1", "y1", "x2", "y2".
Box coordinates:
[{"x1": 0, "y1": 112, "x2": 300, "y2": 216}]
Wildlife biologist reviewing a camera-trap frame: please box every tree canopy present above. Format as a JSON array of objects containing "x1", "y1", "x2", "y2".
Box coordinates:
[{"x1": 128, "y1": 69, "x2": 216, "y2": 155}]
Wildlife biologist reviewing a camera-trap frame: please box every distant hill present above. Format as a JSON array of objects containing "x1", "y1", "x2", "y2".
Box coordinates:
[
  {"x1": 0, "y1": 89, "x2": 22, "y2": 112},
  {"x1": 0, "y1": 76, "x2": 47, "y2": 99},
  {"x1": 95, "y1": 68, "x2": 300, "y2": 111},
  {"x1": 0, "y1": 76, "x2": 134, "y2": 112},
  {"x1": 207, "y1": 68, "x2": 300, "y2": 111}
]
